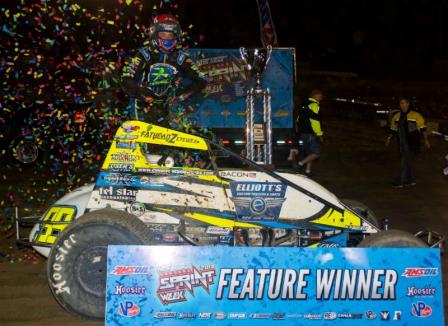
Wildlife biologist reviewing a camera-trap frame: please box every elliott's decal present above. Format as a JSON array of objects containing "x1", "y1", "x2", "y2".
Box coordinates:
[
  {"x1": 230, "y1": 182, "x2": 286, "y2": 221},
  {"x1": 157, "y1": 265, "x2": 216, "y2": 305}
]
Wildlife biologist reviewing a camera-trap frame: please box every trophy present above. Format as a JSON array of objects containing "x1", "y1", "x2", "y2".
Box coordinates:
[
  {"x1": 239, "y1": 45, "x2": 273, "y2": 164},
  {"x1": 240, "y1": 45, "x2": 272, "y2": 92}
]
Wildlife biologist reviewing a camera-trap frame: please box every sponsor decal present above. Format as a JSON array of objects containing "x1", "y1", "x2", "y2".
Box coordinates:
[
  {"x1": 111, "y1": 153, "x2": 138, "y2": 163},
  {"x1": 118, "y1": 301, "x2": 140, "y2": 317},
  {"x1": 147, "y1": 63, "x2": 177, "y2": 96},
  {"x1": 116, "y1": 141, "x2": 137, "y2": 150},
  {"x1": 115, "y1": 134, "x2": 138, "y2": 140},
  {"x1": 229, "y1": 313, "x2": 246, "y2": 319},
  {"x1": 198, "y1": 312, "x2": 212, "y2": 320},
  {"x1": 122, "y1": 125, "x2": 140, "y2": 133},
  {"x1": 286, "y1": 314, "x2": 303, "y2": 319},
  {"x1": 402, "y1": 268, "x2": 438, "y2": 278},
  {"x1": 178, "y1": 313, "x2": 196, "y2": 319},
  {"x1": 114, "y1": 285, "x2": 146, "y2": 295},
  {"x1": 380, "y1": 311, "x2": 390, "y2": 320},
  {"x1": 157, "y1": 265, "x2": 216, "y2": 305},
  {"x1": 162, "y1": 233, "x2": 178, "y2": 242},
  {"x1": 140, "y1": 130, "x2": 200, "y2": 145},
  {"x1": 139, "y1": 176, "x2": 151, "y2": 184},
  {"x1": 206, "y1": 226, "x2": 231, "y2": 235},
  {"x1": 103, "y1": 173, "x2": 136, "y2": 185},
  {"x1": 111, "y1": 266, "x2": 151, "y2": 275},
  {"x1": 304, "y1": 313, "x2": 322, "y2": 320},
  {"x1": 219, "y1": 171, "x2": 257, "y2": 178},
  {"x1": 271, "y1": 313, "x2": 285, "y2": 320},
  {"x1": 411, "y1": 302, "x2": 432, "y2": 318},
  {"x1": 324, "y1": 312, "x2": 337, "y2": 320},
  {"x1": 219, "y1": 235, "x2": 233, "y2": 244},
  {"x1": 136, "y1": 167, "x2": 214, "y2": 176},
  {"x1": 249, "y1": 313, "x2": 271, "y2": 319},
  {"x1": 393, "y1": 311, "x2": 402, "y2": 320},
  {"x1": 127, "y1": 202, "x2": 146, "y2": 217},
  {"x1": 317, "y1": 242, "x2": 340, "y2": 248},
  {"x1": 99, "y1": 186, "x2": 137, "y2": 201},
  {"x1": 365, "y1": 311, "x2": 377, "y2": 320},
  {"x1": 214, "y1": 312, "x2": 226, "y2": 320},
  {"x1": 337, "y1": 313, "x2": 362, "y2": 319},
  {"x1": 407, "y1": 286, "x2": 436, "y2": 297},
  {"x1": 230, "y1": 182, "x2": 287, "y2": 221},
  {"x1": 109, "y1": 163, "x2": 134, "y2": 171},
  {"x1": 154, "y1": 312, "x2": 177, "y2": 319}
]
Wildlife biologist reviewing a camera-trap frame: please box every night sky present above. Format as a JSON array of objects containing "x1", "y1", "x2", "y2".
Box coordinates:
[{"x1": 182, "y1": 0, "x2": 448, "y2": 80}]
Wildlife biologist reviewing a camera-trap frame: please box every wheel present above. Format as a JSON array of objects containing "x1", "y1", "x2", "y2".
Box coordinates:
[
  {"x1": 341, "y1": 198, "x2": 379, "y2": 227},
  {"x1": 47, "y1": 208, "x2": 153, "y2": 320},
  {"x1": 358, "y1": 229, "x2": 428, "y2": 248}
]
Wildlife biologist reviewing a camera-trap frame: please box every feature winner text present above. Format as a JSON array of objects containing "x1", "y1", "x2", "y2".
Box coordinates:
[{"x1": 216, "y1": 268, "x2": 397, "y2": 300}]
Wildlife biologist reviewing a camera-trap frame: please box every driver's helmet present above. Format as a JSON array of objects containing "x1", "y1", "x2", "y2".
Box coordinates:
[{"x1": 150, "y1": 14, "x2": 182, "y2": 53}]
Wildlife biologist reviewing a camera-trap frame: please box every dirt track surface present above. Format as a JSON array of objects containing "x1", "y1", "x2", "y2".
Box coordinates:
[{"x1": 0, "y1": 116, "x2": 447, "y2": 325}]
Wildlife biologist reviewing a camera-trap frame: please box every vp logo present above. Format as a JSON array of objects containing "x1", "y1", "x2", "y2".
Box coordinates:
[
  {"x1": 412, "y1": 302, "x2": 432, "y2": 318},
  {"x1": 118, "y1": 301, "x2": 140, "y2": 317}
]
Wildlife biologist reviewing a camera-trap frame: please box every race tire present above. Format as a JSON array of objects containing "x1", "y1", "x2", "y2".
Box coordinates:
[
  {"x1": 47, "y1": 208, "x2": 153, "y2": 320},
  {"x1": 358, "y1": 229, "x2": 428, "y2": 248},
  {"x1": 341, "y1": 198, "x2": 380, "y2": 227}
]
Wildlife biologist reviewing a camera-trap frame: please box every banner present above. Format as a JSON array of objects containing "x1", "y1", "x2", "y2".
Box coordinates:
[
  {"x1": 105, "y1": 246, "x2": 444, "y2": 325},
  {"x1": 187, "y1": 48, "x2": 294, "y2": 129},
  {"x1": 256, "y1": 0, "x2": 278, "y2": 47}
]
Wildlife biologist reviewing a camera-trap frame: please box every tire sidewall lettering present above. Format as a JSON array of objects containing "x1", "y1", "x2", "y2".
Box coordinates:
[{"x1": 51, "y1": 233, "x2": 77, "y2": 296}]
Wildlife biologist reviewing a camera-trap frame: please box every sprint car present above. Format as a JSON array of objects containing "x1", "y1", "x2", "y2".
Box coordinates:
[{"x1": 27, "y1": 120, "x2": 441, "y2": 320}]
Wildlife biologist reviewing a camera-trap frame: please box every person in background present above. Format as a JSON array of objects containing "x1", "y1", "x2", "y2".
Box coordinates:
[
  {"x1": 386, "y1": 97, "x2": 430, "y2": 188},
  {"x1": 295, "y1": 89, "x2": 324, "y2": 176}
]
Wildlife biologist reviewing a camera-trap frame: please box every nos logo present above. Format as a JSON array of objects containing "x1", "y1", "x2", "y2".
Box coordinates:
[
  {"x1": 412, "y1": 302, "x2": 432, "y2": 318},
  {"x1": 118, "y1": 301, "x2": 140, "y2": 317}
]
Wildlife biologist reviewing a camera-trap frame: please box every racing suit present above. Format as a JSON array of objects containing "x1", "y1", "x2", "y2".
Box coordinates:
[{"x1": 122, "y1": 45, "x2": 207, "y2": 128}]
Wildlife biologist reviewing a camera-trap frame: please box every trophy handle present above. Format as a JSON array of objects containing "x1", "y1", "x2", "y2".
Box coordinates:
[
  {"x1": 239, "y1": 47, "x2": 247, "y2": 64},
  {"x1": 265, "y1": 45, "x2": 273, "y2": 67}
]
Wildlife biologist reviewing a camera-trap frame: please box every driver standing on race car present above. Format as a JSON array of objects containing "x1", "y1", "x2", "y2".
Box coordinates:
[{"x1": 121, "y1": 14, "x2": 207, "y2": 128}]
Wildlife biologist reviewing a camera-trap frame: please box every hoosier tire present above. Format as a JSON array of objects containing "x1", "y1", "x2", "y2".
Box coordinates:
[
  {"x1": 341, "y1": 198, "x2": 380, "y2": 227},
  {"x1": 47, "y1": 209, "x2": 152, "y2": 320},
  {"x1": 358, "y1": 229, "x2": 428, "y2": 248}
]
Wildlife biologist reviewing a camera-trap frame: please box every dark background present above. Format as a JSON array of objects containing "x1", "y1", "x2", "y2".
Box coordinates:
[{"x1": 182, "y1": 0, "x2": 448, "y2": 80}]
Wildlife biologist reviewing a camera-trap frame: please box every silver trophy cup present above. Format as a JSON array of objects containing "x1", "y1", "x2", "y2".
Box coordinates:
[
  {"x1": 239, "y1": 45, "x2": 273, "y2": 164},
  {"x1": 239, "y1": 45, "x2": 272, "y2": 91}
]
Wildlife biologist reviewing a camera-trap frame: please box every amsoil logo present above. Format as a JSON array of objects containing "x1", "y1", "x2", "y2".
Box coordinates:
[
  {"x1": 402, "y1": 268, "x2": 438, "y2": 277},
  {"x1": 118, "y1": 301, "x2": 140, "y2": 317},
  {"x1": 111, "y1": 266, "x2": 151, "y2": 275},
  {"x1": 411, "y1": 302, "x2": 432, "y2": 318},
  {"x1": 157, "y1": 265, "x2": 216, "y2": 305}
]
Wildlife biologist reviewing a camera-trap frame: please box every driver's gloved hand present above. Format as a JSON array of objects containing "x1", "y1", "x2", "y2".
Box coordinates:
[{"x1": 157, "y1": 155, "x2": 167, "y2": 166}]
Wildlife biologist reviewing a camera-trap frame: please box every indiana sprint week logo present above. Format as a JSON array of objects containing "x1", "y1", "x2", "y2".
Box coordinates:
[{"x1": 157, "y1": 265, "x2": 216, "y2": 305}]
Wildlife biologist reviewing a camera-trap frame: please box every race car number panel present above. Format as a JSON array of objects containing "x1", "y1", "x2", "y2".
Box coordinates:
[{"x1": 32, "y1": 205, "x2": 77, "y2": 246}]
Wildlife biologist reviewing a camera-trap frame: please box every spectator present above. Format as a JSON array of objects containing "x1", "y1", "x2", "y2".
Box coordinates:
[
  {"x1": 295, "y1": 89, "x2": 324, "y2": 176},
  {"x1": 386, "y1": 97, "x2": 430, "y2": 188}
]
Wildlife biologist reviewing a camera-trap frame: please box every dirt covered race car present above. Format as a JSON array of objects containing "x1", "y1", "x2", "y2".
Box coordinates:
[{"x1": 27, "y1": 120, "x2": 441, "y2": 320}]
